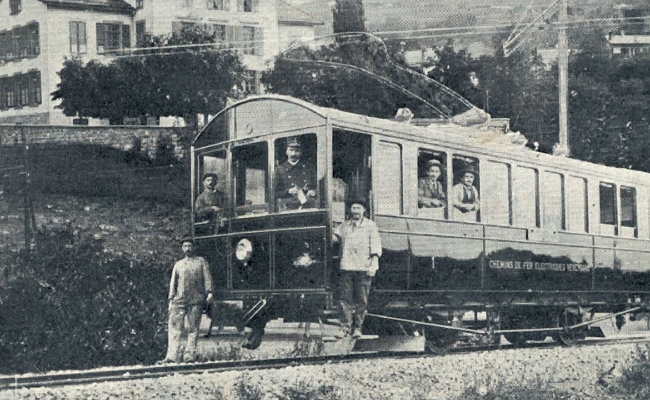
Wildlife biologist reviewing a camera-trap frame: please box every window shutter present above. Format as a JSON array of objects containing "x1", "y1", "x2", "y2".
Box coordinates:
[
  {"x1": 79, "y1": 22, "x2": 87, "y2": 53},
  {"x1": 236, "y1": 0, "x2": 242, "y2": 12},
  {"x1": 122, "y1": 24, "x2": 131, "y2": 48},
  {"x1": 223, "y1": 0, "x2": 229, "y2": 11},
  {"x1": 69, "y1": 22, "x2": 77, "y2": 53},
  {"x1": 96, "y1": 23, "x2": 105, "y2": 51},
  {"x1": 225, "y1": 25, "x2": 235, "y2": 44},
  {"x1": 252, "y1": 0, "x2": 258, "y2": 12},
  {"x1": 254, "y1": 27, "x2": 263, "y2": 56}
]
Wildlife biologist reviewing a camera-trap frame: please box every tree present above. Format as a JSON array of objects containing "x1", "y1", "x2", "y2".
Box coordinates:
[
  {"x1": 263, "y1": 35, "x2": 476, "y2": 120},
  {"x1": 332, "y1": 0, "x2": 366, "y2": 33},
  {"x1": 52, "y1": 26, "x2": 248, "y2": 126}
]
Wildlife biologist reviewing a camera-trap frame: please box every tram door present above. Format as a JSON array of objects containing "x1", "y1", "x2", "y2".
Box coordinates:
[{"x1": 332, "y1": 130, "x2": 372, "y2": 223}]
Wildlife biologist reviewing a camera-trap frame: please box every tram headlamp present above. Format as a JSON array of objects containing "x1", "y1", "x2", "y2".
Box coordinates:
[{"x1": 235, "y1": 238, "x2": 253, "y2": 263}]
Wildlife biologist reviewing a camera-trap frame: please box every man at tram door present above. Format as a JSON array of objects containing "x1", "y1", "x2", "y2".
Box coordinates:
[
  {"x1": 194, "y1": 172, "x2": 224, "y2": 223},
  {"x1": 418, "y1": 159, "x2": 446, "y2": 218},
  {"x1": 159, "y1": 236, "x2": 214, "y2": 364},
  {"x1": 333, "y1": 199, "x2": 382, "y2": 339},
  {"x1": 452, "y1": 165, "x2": 480, "y2": 221},
  {"x1": 275, "y1": 136, "x2": 317, "y2": 210}
]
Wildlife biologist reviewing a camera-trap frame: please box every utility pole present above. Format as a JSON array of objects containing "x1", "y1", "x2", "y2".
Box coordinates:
[{"x1": 557, "y1": 0, "x2": 570, "y2": 155}]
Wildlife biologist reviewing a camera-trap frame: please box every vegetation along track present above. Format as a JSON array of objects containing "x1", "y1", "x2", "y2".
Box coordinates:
[{"x1": 2, "y1": 334, "x2": 650, "y2": 391}]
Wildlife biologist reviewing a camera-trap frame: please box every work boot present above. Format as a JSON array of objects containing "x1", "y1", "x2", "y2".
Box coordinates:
[
  {"x1": 242, "y1": 328, "x2": 264, "y2": 350},
  {"x1": 333, "y1": 327, "x2": 349, "y2": 339}
]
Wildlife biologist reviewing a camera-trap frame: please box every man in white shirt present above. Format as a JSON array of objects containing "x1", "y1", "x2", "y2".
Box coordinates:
[{"x1": 333, "y1": 199, "x2": 382, "y2": 339}]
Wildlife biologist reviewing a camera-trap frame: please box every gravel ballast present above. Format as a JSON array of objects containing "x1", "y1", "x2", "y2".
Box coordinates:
[{"x1": 2, "y1": 342, "x2": 645, "y2": 400}]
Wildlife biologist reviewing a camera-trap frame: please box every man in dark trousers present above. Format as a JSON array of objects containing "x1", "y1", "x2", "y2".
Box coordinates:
[
  {"x1": 160, "y1": 236, "x2": 213, "y2": 363},
  {"x1": 275, "y1": 136, "x2": 317, "y2": 210},
  {"x1": 333, "y1": 199, "x2": 382, "y2": 339}
]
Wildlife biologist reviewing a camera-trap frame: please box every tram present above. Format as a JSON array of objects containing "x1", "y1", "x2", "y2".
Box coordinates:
[{"x1": 191, "y1": 94, "x2": 650, "y2": 348}]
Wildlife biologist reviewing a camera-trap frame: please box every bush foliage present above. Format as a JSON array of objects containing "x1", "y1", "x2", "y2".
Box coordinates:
[{"x1": 0, "y1": 230, "x2": 175, "y2": 374}]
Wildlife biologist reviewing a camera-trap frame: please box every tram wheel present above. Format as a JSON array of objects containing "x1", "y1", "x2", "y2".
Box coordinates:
[
  {"x1": 422, "y1": 315, "x2": 460, "y2": 350},
  {"x1": 554, "y1": 310, "x2": 586, "y2": 346}
]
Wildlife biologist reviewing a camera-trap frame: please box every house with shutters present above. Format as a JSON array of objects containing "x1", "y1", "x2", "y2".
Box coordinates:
[{"x1": 0, "y1": 0, "x2": 321, "y2": 125}]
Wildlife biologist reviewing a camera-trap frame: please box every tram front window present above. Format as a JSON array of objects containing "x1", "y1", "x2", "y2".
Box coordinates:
[
  {"x1": 194, "y1": 150, "x2": 227, "y2": 235},
  {"x1": 233, "y1": 142, "x2": 269, "y2": 216},
  {"x1": 274, "y1": 134, "x2": 318, "y2": 212}
]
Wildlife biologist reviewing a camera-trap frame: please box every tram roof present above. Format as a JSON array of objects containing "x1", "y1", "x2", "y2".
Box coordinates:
[{"x1": 195, "y1": 95, "x2": 650, "y2": 184}]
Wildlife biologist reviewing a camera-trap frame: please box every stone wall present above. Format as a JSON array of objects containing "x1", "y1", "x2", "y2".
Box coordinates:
[{"x1": 0, "y1": 124, "x2": 190, "y2": 160}]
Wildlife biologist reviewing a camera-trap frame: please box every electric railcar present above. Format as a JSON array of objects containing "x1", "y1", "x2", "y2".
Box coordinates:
[{"x1": 191, "y1": 95, "x2": 650, "y2": 347}]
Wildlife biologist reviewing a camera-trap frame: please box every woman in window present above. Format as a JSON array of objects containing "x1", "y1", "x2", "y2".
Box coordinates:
[{"x1": 418, "y1": 159, "x2": 446, "y2": 218}]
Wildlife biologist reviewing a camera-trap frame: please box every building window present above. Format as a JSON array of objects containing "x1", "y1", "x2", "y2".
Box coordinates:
[
  {"x1": 0, "y1": 23, "x2": 39, "y2": 61},
  {"x1": 236, "y1": 26, "x2": 263, "y2": 55},
  {"x1": 135, "y1": 20, "x2": 146, "y2": 47},
  {"x1": 0, "y1": 71, "x2": 41, "y2": 109},
  {"x1": 5, "y1": 79, "x2": 16, "y2": 108},
  {"x1": 136, "y1": 0, "x2": 143, "y2": 8},
  {"x1": 10, "y1": 0, "x2": 21, "y2": 15},
  {"x1": 69, "y1": 22, "x2": 87, "y2": 54},
  {"x1": 29, "y1": 70, "x2": 41, "y2": 106},
  {"x1": 97, "y1": 23, "x2": 130, "y2": 53},
  {"x1": 237, "y1": 0, "x2": 254, "y2": 12},
  {"x1": 207, "y1": 0, "x2": 229, "y2": 10},
  {"x1": 0, "y1": 78, "x2": 6, "y2": 110}
]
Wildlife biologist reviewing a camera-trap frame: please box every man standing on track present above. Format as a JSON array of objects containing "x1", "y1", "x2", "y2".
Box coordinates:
[
  {"x1": 333, "y1": 199, "x2": 382, "y2": 339},
  {"x1": 160, "y1": 236, "x2": 213, "y2": 363}
]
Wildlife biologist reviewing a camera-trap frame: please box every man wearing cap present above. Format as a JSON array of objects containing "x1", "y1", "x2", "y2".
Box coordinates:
[
  {"x1": 452, "y1": 165, "x2": 480, "y2": 222},
  {"x1": 332, "y1": 199, "x2": 382, "y2": 339},
  {"x1": 275, "y1": 136, "x2": 317, "y2": 210},
  {"x1": 195, "y1": 172, "x2": 224, "y2": 222},
  {"x1": 418, "y1": 159, "x2": 446, "y2": 211},
  {"x1": 160, "y1": 236, "x2": 214, "y2": 363}
]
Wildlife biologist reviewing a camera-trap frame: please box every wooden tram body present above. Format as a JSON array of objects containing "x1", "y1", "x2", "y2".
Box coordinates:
[{"x1": 191, "y1": 95, "x2": 650, "y2": 344}]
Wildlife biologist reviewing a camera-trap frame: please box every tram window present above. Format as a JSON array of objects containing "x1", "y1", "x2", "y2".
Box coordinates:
[
  {"x1": 376, "y1": 141, "x2": 402, "y2": 215},
  {"x1": 274, "y1": 134, "x2": 318, "y2": 212},
  {"x1": 621, "y1": 186, "x2": 637, "y2": 237},
  {"x1": 332, "y1": 130, "x2": 372, "y2": 223},
  {"x1": 599, "y1": 182, "x2": 617, "y2": 235},
  {"x1": 566, "y1": 176, "x2": 588, "y2": 233},
  {"x1": 482, "y1": 161, "x2": 511, "y2": 225},
  {"x1": 513, "y1": 166, "x2": 539, "y2": 228},
  {"x1": 417, "y1": 150, "x2": 447, "y2": 219},
  {"x1": 232, "y1": 142, "x2": 268, "y2": 216},
  {"x1": 543, "y1": 172, "x2": 565, "y2": 231},
  {"x1": 451, "y1": 155, "x2": 480, "y2": 222},
  {"x1": 195, "y1": 150, "x2": 227, "y2": 222}
]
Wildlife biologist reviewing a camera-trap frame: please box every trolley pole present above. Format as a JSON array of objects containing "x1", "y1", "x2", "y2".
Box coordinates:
[{"x1": 557, "y1": 0, "x2": 570, "y2": 156}]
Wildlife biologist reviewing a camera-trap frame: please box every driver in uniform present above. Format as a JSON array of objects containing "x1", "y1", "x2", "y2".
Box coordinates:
[{"x1": 275, "y1": 136, "x2": 317, "y2": 210}]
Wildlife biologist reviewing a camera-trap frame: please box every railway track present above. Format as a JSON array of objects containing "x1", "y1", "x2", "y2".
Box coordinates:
[{"x1": 2, "y1": 333, "x2": 649, "y2": 391}]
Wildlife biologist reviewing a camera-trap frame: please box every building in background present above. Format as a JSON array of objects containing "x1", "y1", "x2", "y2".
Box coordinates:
[
  {"x1": 0, "y1": 0, "x2": 320, "y2": 125},
  {"x1": 606, "y1": 2, "x2": 650, "y2": 57}
]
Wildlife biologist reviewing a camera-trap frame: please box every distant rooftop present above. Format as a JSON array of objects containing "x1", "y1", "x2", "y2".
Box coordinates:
[
  {"x1": 608, "y1": 34, "x2": 650, "y2": 45},
  {"x1": 277, "y1": 0, "x2": 323, "y2": 26},
  {"x1": 40, "y1": 0, "x2": 134, "y2": 13}
]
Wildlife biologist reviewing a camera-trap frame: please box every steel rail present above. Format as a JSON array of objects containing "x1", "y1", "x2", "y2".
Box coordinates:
[{"x1": 2, "y1": 334, "x2": 650, "y2": 392}]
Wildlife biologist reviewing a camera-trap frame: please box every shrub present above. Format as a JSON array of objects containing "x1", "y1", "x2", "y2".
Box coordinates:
[
  {"x1": 0, "y1": 229, "x2": 175, "y2": 373},
  {"x1": 612, "y1": 344, "x2": 650, "y2": 398}
]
